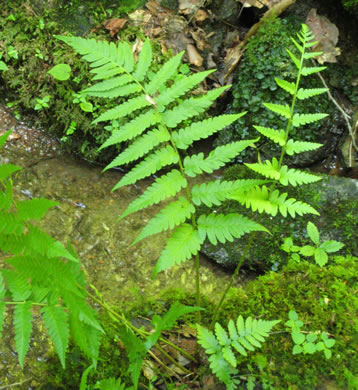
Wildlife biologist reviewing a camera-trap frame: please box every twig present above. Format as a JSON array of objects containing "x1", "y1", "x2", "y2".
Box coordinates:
[
  {"x1": 0, "y1": 378, "x2": 32, "y2": 389},
  {"x1": 314, "y1": 60, "x2": 358, "y2": 155}
]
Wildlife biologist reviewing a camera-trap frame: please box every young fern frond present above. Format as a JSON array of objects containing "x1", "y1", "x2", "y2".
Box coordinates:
[{"x1": 197, "y1": 316, "x2": 279, "y2": 388}]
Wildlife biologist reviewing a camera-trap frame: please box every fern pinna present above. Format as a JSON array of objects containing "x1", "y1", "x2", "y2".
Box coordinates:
[
  {"x1": 55, "y1": 35, "x2": 269, "y2": 304},
  {"x1": 0, "y1": 130, "x2": 103, "y2": 369}
]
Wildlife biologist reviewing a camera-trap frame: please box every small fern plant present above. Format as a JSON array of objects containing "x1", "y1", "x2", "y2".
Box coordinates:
[
  {"x1": 197, "y1": 315, "x2": 280, "y2": 389},
  {"x1": 0, "y1": 130, "x2": 103, "y2": 369},
  {"x1": 55, "y1": 35, "x2": 270, "y2": 307}
]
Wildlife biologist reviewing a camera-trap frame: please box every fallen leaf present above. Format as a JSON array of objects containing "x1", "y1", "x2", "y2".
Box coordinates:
[
  {"x1": 238, "y1": 0, "x2": 282, "y2": 8},
  {"x1": 186, "y1": 43, "x2": 203, "y2": 66},
  {"x1": 194, "y1": 8, "x2": 209, "y2": 22},
  {"x1": 306, "y1": 8, "x2": 341, "y2": 64},
  {"x1": 103, "y1": 18, "x2": 128, "y2": 37}
]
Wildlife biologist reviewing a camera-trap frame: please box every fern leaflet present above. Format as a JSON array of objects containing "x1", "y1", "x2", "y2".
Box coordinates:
[
  {"x1": 275, "y1": 78, "x2": 295, "y2": 95},
  {"x1": 14, "y1": 302, "x2": 33, "y2": 368},
  {"x1": 119, "y1": 170, "x2": 187, "y2": 220},
  {"x1": 285, "y1": 139, "x2": 322, "y2": 155},
  {"x1": 279, "y1": 166, "x2": 321, "y2": 186},
  {"x1": 132, "y1": 197, "x2": 195, "y2": 245},
  {"x1": 253, "y1": 125, "x2": 286, "y2": 146},
  {"x1": 292, "y1": 113, "x2": 328, "y2": 127},
  {"x1": 184, "y1": 139, "x2": 258, "y2": 177},
  {"x1": 17, "y1": 198, "x2": 58, "y2": 220},
  {"x1": 105, "y1": 126, "x2": 170, "y2": 170},
  {"x1": 41, "y1": 305, "x2": 69, "y2": 369},
  {"x1": 112, "y1": 145, "x2": 179, "y2": 190},
  {"x1": 153, "y1": 224, "x2": 202, "y2": 276},
  {"x1": 197, "y1": 213, "x2": 268, "y2": 245},
  {"x1": 132, "y1": 38, "x2": 152, "y2": 82},
  {"x1": 297, "y1": 87, "x2": 328, "y2": 100},
  {"x1": 263, "y1": 103, "x2": 291, "y2": 119},
  {"x1": 191, "y1": 179, "x2": 269, "y2": 207},
  {"x1": 172, "y1": 113, "x2": 246, "y2": 150}
]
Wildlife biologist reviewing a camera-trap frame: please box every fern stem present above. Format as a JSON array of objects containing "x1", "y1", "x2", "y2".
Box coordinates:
[{"x1": 209, "y1": 233, "x2": 255, "y2": 330}]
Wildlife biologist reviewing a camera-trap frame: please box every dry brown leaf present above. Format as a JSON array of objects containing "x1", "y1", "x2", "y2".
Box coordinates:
[
  {"x1": 194, "y1": 8, "x2": 209, "y2": 22},
  {"x1": 306, "y1": 8, "x2": 341, "y2": 64},
  {"x1": 186, "y1": 43, "x2": 203, "y2": 66},
  {"x1": 102, "y1": 18, "x2": 128, "y2": 37},
  {"x1": 190, "y1": 28, "x2": 211, "y2": 51},
  {"x1": 221, "y1": 34, "x2": 243, "y2": 84}
]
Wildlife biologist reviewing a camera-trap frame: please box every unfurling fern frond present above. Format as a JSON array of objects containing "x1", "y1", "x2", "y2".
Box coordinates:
[{"x1": 197, "y1": 316, "x2": 279, "y2": 388}]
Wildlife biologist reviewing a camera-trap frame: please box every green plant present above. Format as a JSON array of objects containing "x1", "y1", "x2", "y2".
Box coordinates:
[
  {"x1": 285, "y1": 310, "x2": 336, "y2": 359},
  {"x1": 34, "y1": 95, "x2": 51, "y2": 110},
  {"x1": 0, "y1": 130, "x2": 103, "y2": 369},
  {"x1": 281, "y1": 221, "x2": 345, "y2": 266},
  {"x1": 0, "y1": 53, "x2": 8, "y2": 71},
  {"x1": 197, "y1": 315, "x2": 280, "y2": 389}
]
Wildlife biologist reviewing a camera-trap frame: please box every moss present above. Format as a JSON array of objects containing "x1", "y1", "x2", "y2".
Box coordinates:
[
  {"x1": 215, "y1": 16, "x2": 337, "y2": 164},
  {"x1": 215, "y1": 256, "x2": 358, "y2": 389},
  {"x1": 0, "y1": 0, "x2": 152, "y2": 163}
]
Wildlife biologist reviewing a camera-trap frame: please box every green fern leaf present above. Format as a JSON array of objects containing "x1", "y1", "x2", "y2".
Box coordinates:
[
  {"x1": 84, "y1": 74, "x2": 132, "y2": 94},
  {"x1": 285, "y1": 139, "x2": 322, "y2": 155},
  {"x1": 172, "y1": 113, "x2": 246, "y2": 150},
  {"x1": 93, "y1": 95, "x2": 150, "y2": 124},
  {"x1": 0, "y1": 130, "x2": 11, "y2": 148},
  {"x1": 279, "y1": 166, "x2": 321, "y2": 186},
  {"x1": 0, "y1": 180, "x2": 13, "y2": 211},
  {"x1": 197, "y1": 324, "x2": 220, "y2": 354},
  {"x1": 2, "y1": 270, "x2": 31, "y2": 301},
  {"x1": 105, "y1": 127, "x2": 170, "y2": 170},
  {"x1": 14, "y1": 301, "x2": 33, "y2": 368},
  {"x1": 292, "y1": 113, "x2": 328, "y2": 127},
  {"x1": 191, "y1": 179, "x2": 268, "y2": 207},
  {"x1": 153, "y1": 223, "x2": 202, "y2": 276},
  {"x1": 230, "y1": 186, "x2": 319, "y2": 217},
  {"x1": 0, "y1": 164, "x2": 21, "y2": 180},
  {"x1": 297, "y1": 87, "x2": 328, "y2": 100},
  {"x1": 132, "y1": 197, "x2": 195, "y2": 245},
  {"x1": 245, "y1": 158, "x2": 280, "y2": 180},
  {"x1": 275, "y1": 78, "x2": 295, "y2": 95},
  {"x1": 86, "y1": 83, "x2": 141, "y2": 98},
  {"x1": 301, "y1": 66, "x2": 326, "y2": 76},
  {"x1": 208, "y1": 354, "x2": 238, "y2": 389},
  {"x1": 0, "y1": 213, "x2": 24, "y2": 234},
  {"x1": 133, "y1": 38, "x2": 152, "y2": 81},
  {"x1": 156, "y1": 69, "x2": 215, "y2": 107},
  {"x1": 253, "y1": 126, "x2": 285, "y2": 146},
  {"x1": 163, "y1": 86, "x2": 230, "y2": 128},
  {"x1": 41, "y1": 305, "x2": 69, "y2": 369},
  {"x1": 215, "y1": 323, "x2": 231, "y2": 348},
  {"x1": 119, "y1": 170, "x2": 187, "y2": 220},
  {"x1": 303, "y1": 51, "x2": 323, "y2": 59},
  {"x1": 17, "y1": 198, "x2": 58, "y2": 220},
  {"x1": 197, "y1": 213, "x2": 268, "y2": 245},
  {"x1": 263, "y1": 103, "x2": 291, "y2": 119},
  {"x1": 184, "y1": 139, "x2": 258, "y2": 177},
  {"x1": 286, "y1": 49, "x2": 300, "y2": 69},
  {"x1": 70, "y1": 316, "x2": 101, "y2": 365},
  {"x1": 100, "y1": 110, "x2": 161, "y2": 150},
  {"x1": 146, "y1": 51, "x2": 184, "y2": 95},
  {"x1": 112, "y1": 145, "x2": 179, "y2": 191}
]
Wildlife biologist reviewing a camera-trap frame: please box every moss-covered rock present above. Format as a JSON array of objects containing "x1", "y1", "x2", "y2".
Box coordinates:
[
  {"x1": 215, "y1": 256, "x2": 358, "y2": 389},
  {"x1": 201, "y1": 165, "x2": 358, "y2": 271},
  {"x1": 215, "y1": 16, "x2": 341, "y2": 166}
]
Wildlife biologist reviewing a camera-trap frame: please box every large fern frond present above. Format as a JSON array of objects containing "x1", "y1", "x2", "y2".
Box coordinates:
[
  {"x1": 119, "y1": 170, "x2": 187, "y2": 220},
  {"x1": 153, "y1": 224, "x2": 202, "y2": 276},
  {"x1": 132, "y1": 197, "x2": 195, "y2": 245},
  {"x1": 197, "y1": 213, "x2": 268, "y2": 245}
]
